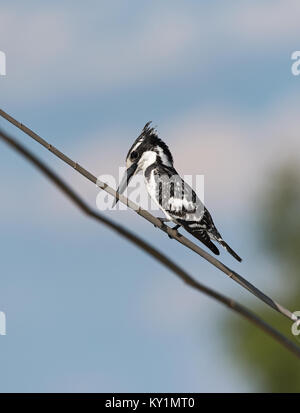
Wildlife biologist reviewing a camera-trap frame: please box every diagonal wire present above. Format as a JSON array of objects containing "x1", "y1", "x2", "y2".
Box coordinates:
[
  {"x1": 0, "y1": 126, "x2": 299, "y2": 359},
  {"x1": 0, "y1": 108, "x2": 298, "y2": 324}
]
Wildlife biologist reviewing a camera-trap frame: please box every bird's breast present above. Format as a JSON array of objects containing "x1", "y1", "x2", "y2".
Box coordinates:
[{"x1": 144, "y1": 168, "x2": 160, "y2": 201}]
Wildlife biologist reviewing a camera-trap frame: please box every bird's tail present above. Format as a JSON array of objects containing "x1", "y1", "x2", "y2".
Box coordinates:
[
  {"x1": 217, "y1": 238, "x2": 242, "y2": 262},
  {"x1": 184, "y1": 226, "x2": 220, "y2": 256}
]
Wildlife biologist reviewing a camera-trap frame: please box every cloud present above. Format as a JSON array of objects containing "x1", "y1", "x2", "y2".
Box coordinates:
[
  {"x1": 165, "y1": 109, "x2": 255, "y2": 211},
  {"x1": 0, "y1": 3, "x2": 198, "y2": 103},
  {"x1": 162, "y1": 93, "x2": 300, "y2": 214},
  {"x1": 0, "y1": 6, "x2": 71, "y2": 94},
  {"x1": 227, "y1": 0, "x2": 300, "y2": 47},
  {"x1": 2, "y1": 1, "x2": 299, "y2": 105}
]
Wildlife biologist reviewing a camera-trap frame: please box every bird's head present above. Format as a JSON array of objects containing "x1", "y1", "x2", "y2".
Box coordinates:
[{"x1": 113, "y1": 122, "x2": 173, "y2": 206}]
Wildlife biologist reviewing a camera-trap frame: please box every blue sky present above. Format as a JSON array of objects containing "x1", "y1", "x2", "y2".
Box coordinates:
[{"x1": 0, "y1": 1, "x2": 300, "y2": 392}]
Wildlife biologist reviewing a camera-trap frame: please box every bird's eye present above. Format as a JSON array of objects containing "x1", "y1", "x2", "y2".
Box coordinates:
[{"x1": 130, "y1": 151, "x2": 138, "y2": 161}]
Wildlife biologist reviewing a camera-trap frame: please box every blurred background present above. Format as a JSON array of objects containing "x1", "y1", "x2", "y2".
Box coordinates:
[{"x1": 0, "y1": 0, "x2": 300, "y2": 392}]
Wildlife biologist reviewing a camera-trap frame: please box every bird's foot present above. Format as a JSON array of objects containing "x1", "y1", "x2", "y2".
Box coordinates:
[
  {"x1": 154, "y1": 218, "x2": 181, "y2": 239},
  {"x1": 167, "y1": 224, "x2": 181, "y2": 239},
  {"x1": 154, "y1": 217, "x2": 170, "y2": 228}
]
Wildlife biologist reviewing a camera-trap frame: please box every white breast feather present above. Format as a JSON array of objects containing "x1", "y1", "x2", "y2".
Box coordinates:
[{"x1": 145, "y1": 169, "x2": 174, "y2": 221}]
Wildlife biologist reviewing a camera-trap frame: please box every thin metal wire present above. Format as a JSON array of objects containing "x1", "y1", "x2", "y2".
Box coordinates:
[
  {"x1": 0, "y1": 108, "x2": 298, "y2": 324},
  {"x1": 0, "y1": 126, "x2": 300, "y2": 359}
]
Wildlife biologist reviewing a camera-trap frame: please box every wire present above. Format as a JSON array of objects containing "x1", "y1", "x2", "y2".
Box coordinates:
[
  {"x1": 0, "y1": 126, "x2": 299, "y2": 359},
  {"x1": 0, "y1": 108, "x2": 298, "y2": 324}
]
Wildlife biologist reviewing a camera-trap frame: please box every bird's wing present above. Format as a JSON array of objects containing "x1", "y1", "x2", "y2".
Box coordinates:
[
  {"x1": 178, "y1": 222, "x2": 220, "y2": 255},
  {"x1": 157, "y1": 167, "x2": 242, "y2": 261},
  {"x1": 157, "y1": 166, "x2": 204, "y2": 221}
]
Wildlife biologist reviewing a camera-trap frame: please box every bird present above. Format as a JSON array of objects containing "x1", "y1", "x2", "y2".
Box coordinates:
[{"x1": 113, "y1": 122, "x2": 242, "y2": 262}]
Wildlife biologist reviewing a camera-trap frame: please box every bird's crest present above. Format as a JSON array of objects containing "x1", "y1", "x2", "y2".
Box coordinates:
[
  {"x1": 140, "y1": 121, "x2": 173, "y2": 165},
  {"x1": 126, "y1": 122, "x2": 173, "y2": 165}
]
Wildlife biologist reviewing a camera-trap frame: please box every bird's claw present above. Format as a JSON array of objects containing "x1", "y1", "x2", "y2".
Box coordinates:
[
  {"x1": 168, "y1": 225, "x2": 181, "y2": 239},
  {"x1": 154, "y1": 217, "x2": 169, "y2": 228},
  {"x1": 154, "y1": 218, "x2": 181, "y2": 239}
]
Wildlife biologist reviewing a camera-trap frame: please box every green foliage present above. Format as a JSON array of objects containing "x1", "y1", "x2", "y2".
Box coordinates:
[{"x1": 225, "y1": 163, "x2": 300, "y2": 392}]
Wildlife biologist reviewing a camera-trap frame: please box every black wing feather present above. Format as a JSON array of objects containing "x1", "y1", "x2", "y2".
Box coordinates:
[{"x1": 179, "y1": 223, "x2": 220, "y2": 255}]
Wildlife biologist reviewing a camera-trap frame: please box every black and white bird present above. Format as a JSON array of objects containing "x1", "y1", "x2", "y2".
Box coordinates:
[{"x1": 114, "y1": 122, "x2": 242, "y2": 262}]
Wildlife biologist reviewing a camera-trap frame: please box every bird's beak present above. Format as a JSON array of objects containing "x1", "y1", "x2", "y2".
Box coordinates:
[{"x1": 112, "y1": 162, "x2": 138, "y2": 207}]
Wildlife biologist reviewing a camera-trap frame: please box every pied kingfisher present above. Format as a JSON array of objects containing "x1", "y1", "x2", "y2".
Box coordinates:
[{"x1": 114, "y1": 122, "x2": 242, "y2": 262}]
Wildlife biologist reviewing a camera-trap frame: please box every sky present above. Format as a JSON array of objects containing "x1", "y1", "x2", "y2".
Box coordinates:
[{"x1": 0, "y1": 0, "x2": 300, "y2": 392}]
